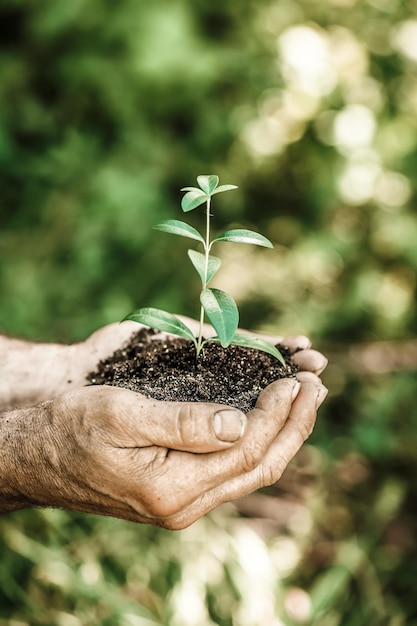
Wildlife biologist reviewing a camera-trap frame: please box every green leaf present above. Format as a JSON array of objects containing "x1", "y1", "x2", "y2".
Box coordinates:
[
  {"x1": 154, "y1": 220, "x2": 204, "y2": 244},
  {"x1": 230, "y1": 333, "x2": 286, "y2": 365},
  {"x1": 200, "y1": 288, "x2": 239, "y2": 347},
  {"x1": 122, "y1": 308, "x2": 197, "y2": 343},
  {"x1": 181, "y1": 190, "x2": 208, "y2": 212},
  {"x1": 197, "y1": 175, "x2": 219, "y2": 195},
  {"x1": 211, "y1": 184, "x2": 238, "y2": 195},
  {"x1": 187, "y1": 249, "x2": 221, "y2": 285},
  {"x1": 212, "y1": 229, "x2": 273, "y2": 248}
]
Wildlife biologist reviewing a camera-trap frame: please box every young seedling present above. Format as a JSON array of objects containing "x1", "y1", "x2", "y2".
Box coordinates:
[{"x1": 123, "y1": 175, "x2": 285, "y2": 365}]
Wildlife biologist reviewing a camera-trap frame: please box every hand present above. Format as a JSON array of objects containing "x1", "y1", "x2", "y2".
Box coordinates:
[{"x1": 1, "y1": 379, "x2": 327, "y2": 528}]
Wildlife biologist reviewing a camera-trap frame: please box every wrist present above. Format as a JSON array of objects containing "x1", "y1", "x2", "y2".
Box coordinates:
[
  {"x1": 0, "y1": 404, "x2": 48, "y2": 513},
  {"x1": 0, "y1": 336, "x2": 76, "y2": 409}
]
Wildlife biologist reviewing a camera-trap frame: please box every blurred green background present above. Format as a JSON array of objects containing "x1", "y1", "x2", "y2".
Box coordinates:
[{"x1": 1, "y1": 0, "x2": 416, "y2": 624}]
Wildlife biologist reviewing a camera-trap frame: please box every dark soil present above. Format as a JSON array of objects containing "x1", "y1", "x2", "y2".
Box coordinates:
[{"x1": 88, "y1": 329, "x2": 299, "y2": 413}]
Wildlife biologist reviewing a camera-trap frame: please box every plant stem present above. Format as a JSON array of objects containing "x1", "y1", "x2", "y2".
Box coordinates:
[{"x1": 196, "y1": 196, "x2": 211, "y2": 357}]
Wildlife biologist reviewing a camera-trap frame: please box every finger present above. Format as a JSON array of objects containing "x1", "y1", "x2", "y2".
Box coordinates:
[
  {"x1": 280, "y1": 335, "x2": 312, "y2": 352},
  {"x1": 86, "y1": 321, "x2": 141, "y2": 362},
  {"x1": 258, "y1": 334, "x2": 312, "y2": 352},
  {"x1": 152, "y1": 378, "x2": 299, "y2": 459},
  {"x1": 114, "y1": 394, "x2": 247, "y2": 453},
  {"x1": 93, "y1": 320, "x2": 140, "y2": 344},
  {"x1": 292, "y1": 348, "x2": 328, "y2": 375},
  {"x1": 149, "y1": 379, "x2": 300, "y2": 515},
  {"x1": 296, "y1": 371, "x2": 322, "y2": 383},
  {"x1": 160, "y1": 382, "x2": 327, "y2": 529}
]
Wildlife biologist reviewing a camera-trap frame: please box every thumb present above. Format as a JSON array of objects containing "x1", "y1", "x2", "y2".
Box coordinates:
[{"x1": 138, "y1": 398, "x2": 247, "y2": 453}]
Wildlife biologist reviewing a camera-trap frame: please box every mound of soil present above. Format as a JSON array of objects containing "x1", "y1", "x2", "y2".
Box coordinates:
[{"x1": 88, "y1": 329, "x2": 299, "y2": 413}]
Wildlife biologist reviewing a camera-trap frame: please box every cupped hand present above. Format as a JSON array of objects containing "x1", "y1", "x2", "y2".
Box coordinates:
[{"x1": 12, "y1": 379, "x2": 326, "y2": 528}]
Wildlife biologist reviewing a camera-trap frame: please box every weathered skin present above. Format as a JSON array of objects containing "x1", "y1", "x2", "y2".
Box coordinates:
[{"x1": 0, "y1": 319, "x2": 328, "y2": 529}]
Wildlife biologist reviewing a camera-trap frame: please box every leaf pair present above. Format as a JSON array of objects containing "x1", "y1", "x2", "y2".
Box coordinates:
[
  {"x1": 123, "y1": 304, "x2": 285, "y2": 363},
  {"x1": 154, "y1": 220, "x2": 273, "y2": 250},
  {"x1": 181, "y1": 175, "x2": 238, "y2": 212},
  {"x1": 124, "y1": 289, "x2": 238, "y2": 351}
]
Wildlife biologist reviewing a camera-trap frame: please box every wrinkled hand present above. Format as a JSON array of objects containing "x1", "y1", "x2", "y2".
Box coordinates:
[
  {"x1": 1, "y1": 317, "x2": 327, "y2": 527},
  {"x1": 6, "y1": 379, "x2": 327, "y2": 529}
]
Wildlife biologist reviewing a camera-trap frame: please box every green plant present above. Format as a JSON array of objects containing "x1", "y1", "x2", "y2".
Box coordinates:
[{"x1": 124, "y1": 175, "x2": 285, "y2": 363}]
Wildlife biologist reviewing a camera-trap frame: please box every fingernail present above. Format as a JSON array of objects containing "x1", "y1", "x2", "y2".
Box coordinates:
[
  {"x1": 291, "y1": 381, "x2": 301, "y2": 401},
  {"x1": 316, "y1": 385, "x2": 328, "y2": 409},
  {"x1": 214, "y1": 410, "x2": 246, "y2": 442}
]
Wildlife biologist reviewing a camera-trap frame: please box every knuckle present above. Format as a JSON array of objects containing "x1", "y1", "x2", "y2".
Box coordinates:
[
  {"x1": 145, "y1": 493, "x2": 180, "y2": 519},
  {"x1": 177, "y1": 404, "x2": 196, "y2": 446},
  {"x1": 261, "y1": 456, "x2": 287, "y2": 486},
  {"x1": 239, "y1": 440, "x2": 265, "y2": 473},
  {"x1": 296, "y1": 415, "x2": 316, "y2": 441}
]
